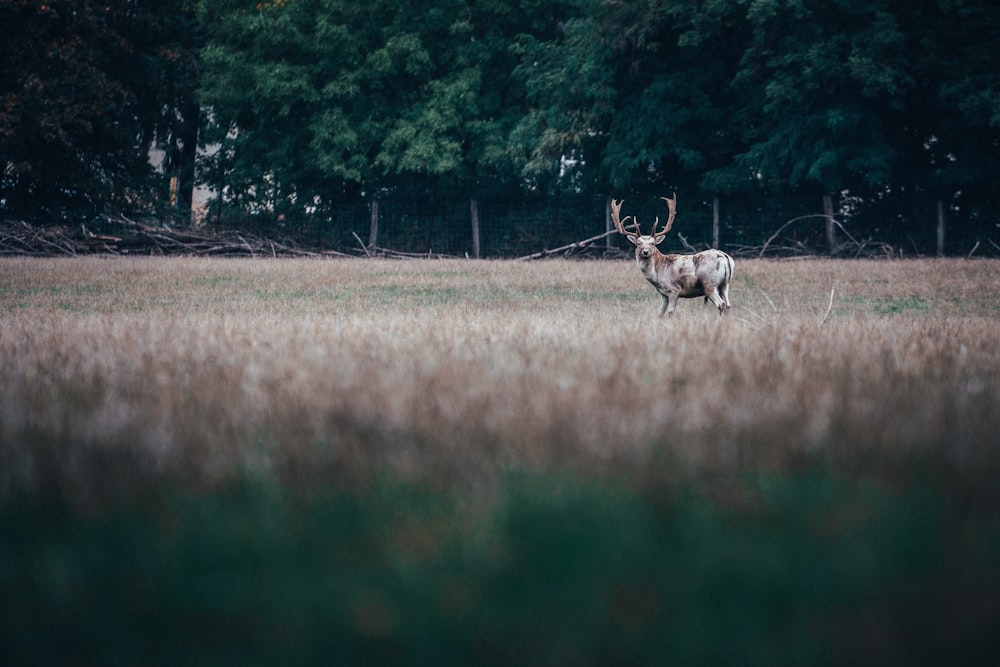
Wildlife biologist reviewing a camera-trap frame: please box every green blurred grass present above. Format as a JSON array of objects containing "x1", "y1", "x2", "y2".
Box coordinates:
[{"x1": 3, "y1": 468, "x2": 998, "y2": 666}]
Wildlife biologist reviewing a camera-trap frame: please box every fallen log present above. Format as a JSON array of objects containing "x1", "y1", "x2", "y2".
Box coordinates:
[{"x1": 516, "y1": 228, "x2": 621, "y2": 260}]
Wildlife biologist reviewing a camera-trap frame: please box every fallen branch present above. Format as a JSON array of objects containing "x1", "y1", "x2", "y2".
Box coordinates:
[
  {"x1": 759, "y1": 288, "x2": 779, "y2": 313},
  {"x1": 517, "y1": 228, "x2": 618, "y2": 260},
  {"x1": 759, "y1": 214, "x2": 862, "y2": 258},
  {"x1": 759, "y1": 215, "x2": 825, "y2": 258},
  {"x1": 362, "y1": 245, "x2": 460, "y2": 260},
  {"x1": 818, "y1": 287, "x2": 836, "y2": 327},
  {"x1": 352, "y1": 231, "x2": 372, "y2": 257},
  {"x1": 676, "y1": 232, "x2": 699, "y2": 252}
]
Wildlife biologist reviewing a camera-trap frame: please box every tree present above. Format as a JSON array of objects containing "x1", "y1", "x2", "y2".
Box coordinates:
[
  {"x1": 579, "y1": 0, "x2": 750, "y2": 196},
  {"x1": 728, "y1": 0, "x2": 914, "y2": 247},
  {"x1": 0, "y1": 0, "x2": 201, "y2": 221},
  {"x1": 137, "y1": 1, "x2": 204, "y2": 221},
  {"x1": 193, "y1": 0, "x2": 1000, "y2": 254},
  {"x1": 199, "y1": 0, "x2": 568, "y2": 246},
  {"x1": 595, "y1": 0, "x2": 755, "y2": 247},
  {"x1": 877, "y1": 0, "x2": 1000, "y2": 252},
  {"x1": 511, "y1": 0, "x2": 756, "y2": 250}
]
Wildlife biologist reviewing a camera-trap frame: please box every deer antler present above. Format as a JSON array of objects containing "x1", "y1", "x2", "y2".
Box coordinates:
[
  {"x1": 610, "y1": 199, "x2": 630, "y2": 235},
  {"x1": 654, "y1": 193, "x2": 677, "y2": 236},
  {"x1": 610, "y1": 198, "x2": 640, "y2": 236}
]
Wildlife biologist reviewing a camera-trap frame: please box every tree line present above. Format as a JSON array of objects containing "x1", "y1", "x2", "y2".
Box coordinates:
[{"x1": 2, "y1": 0, "x2": 998, "y2": 256}]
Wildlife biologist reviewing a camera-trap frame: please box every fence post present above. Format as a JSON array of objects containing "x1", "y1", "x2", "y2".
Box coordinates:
[
  {"x1": 823, "y1": 194, "x2": 836, "y2": 252},
  {"x1": 368, "y1": 200, "x2": 379, "y2": 248},
  {"x1": 470, "y1": 197, "x2": 481, "y2": 259},
  {"x1": 936, "y1": 199, "x2": 945, "y2": 257},
  {"x1": 712, "y1": 196, "x2": 720, "y2": 249}
]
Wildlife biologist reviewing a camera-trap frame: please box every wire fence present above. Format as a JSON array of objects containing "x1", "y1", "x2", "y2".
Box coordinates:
[{"x1": 139, "y1": 192, "x2": 1000, "y2": 258}]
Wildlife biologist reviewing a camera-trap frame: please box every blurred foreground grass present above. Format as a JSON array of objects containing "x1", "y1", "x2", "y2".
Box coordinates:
[
  {"x1": 4, "y1": 470, "x2": 997, "y2": 666},
  {"x1": 2, "y1": 257, "x2": 999, "y2": 664}
]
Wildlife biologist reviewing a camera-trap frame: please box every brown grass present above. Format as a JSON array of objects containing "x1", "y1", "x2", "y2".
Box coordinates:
[{"x1": 2, "y1": 256, "x2": 999, "y2": 506}]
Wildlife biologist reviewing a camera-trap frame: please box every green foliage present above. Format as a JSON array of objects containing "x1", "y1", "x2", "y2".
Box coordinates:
[
  {"x1": 0, "y1": 1, "x2": 201, "y2": 220},
  {"x1": 2, "y1": 468, "x2": 997, "y2": 665},
  {"x1": 197, "y1": 0, "x2": 566, "y2": 219},
  {"x1": 893, "y1": 0, "x2": 1000, "y2": 193},
  {"x1": 726, "y1": 0, "x2": 910, "y2": 192},
  {"x1": 3, "y1": 0, "x2": 999, "y2": 250}
]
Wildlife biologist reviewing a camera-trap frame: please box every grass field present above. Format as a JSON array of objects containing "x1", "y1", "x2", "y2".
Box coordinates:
[{"x1": 2, "y1": 256, "x2": 999, "y2": 664}]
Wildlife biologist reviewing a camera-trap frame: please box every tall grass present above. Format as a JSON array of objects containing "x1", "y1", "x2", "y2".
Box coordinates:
[{"x1": 2, "y1": 257, "x2": 999, "y2": 664}]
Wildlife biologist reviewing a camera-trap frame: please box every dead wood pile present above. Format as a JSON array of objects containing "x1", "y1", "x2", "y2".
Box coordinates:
[
  {"x1": 0, "y1": 217, "x2": 350, "y2": 258},
  {"x1": 6, "y1": 216, "x2": 982, "y2": 260}
]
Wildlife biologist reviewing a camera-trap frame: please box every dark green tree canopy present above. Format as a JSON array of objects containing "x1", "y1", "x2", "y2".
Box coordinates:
[
  {"x1": 0, "y1": 0, "x2": 201, "y2": 220},
  {"x1": 198, "y1": 0, "x2": 569, "y2": 217},
  {"x1": 2, "y1": 0, "x2": 997, "y2": 254}
]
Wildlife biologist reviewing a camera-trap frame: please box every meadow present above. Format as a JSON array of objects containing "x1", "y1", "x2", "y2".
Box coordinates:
[{"x1": 1, "y1": 256, "x2": 999, "y2": 664}]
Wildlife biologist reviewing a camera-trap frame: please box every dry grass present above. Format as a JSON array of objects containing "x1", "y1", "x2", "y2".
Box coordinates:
[
  {"x1": 4, "y1": 256, "x2": 1000, "y2": 664},
  {"x1": 2, "y1": 256, "x2": 999, "y2": 505}
]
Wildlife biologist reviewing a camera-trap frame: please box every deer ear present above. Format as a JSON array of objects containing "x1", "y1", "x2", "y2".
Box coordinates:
[
  {"x1": 653, "y1": 234, "x2": 666, "y2": 245},
  {"x1": 626, "y1": 234, "x2": 640, "y2": 245}
]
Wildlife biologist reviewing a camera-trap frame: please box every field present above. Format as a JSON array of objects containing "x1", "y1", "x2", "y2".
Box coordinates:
[{"x1": 2, "y1": 256, "x2": 999, "y2": 664}]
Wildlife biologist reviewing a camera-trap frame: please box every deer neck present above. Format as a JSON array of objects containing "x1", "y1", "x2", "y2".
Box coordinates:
[{"x1": 635, "y1": 250, "x2": 664, "y2": 283}]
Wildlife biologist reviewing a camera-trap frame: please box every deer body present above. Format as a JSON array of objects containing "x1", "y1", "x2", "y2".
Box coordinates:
[
  {"x1": 612, "y1": 195, "x2": 734, "y2": 318},
  {"x1": 637, "y1": 247, "x2": 734, "y2": 318}
]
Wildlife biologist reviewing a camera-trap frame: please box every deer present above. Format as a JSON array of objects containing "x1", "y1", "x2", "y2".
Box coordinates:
[{"x1": 611, "y1": 194, "x2": 734, "y2": 318}]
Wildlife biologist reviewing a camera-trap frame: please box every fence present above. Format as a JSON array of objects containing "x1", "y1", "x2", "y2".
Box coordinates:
[{"x1": 193, "y1": 192, "x2": 998, "y2": 258}]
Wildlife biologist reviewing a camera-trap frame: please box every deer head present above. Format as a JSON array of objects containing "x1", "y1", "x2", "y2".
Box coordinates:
[{"x1": 611, "y1": 194, "x2": 677, "y2": 258}]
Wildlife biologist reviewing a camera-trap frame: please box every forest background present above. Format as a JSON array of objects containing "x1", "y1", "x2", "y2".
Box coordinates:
[{"x1": 1, "y1": 0, "x2": 998, "y2": 257}]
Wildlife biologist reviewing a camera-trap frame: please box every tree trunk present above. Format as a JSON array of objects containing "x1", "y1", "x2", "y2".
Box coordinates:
[
  {"x1": 712, "y1": 196, "x2": 720, "y2": 249},
  {"x1": 470, "y1": 197, "x2": 481, "y2": 259},
  {"x1": 936, "y1": 199, "x2": 945, "y2": 257},
  {"x1": 175, "y1": 102, "x2": 200, "y2": 223},
  {"x1": 214, "y1": 146, "x2": 225, "y2": 227},
  {"x1": 368, "y1": 200, "x2": 379, "y2": 248},
  {"x1": 823, "y1": 194, "x2": 836, "y2": 252}
]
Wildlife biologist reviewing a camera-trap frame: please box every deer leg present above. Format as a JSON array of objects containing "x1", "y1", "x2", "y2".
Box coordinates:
[
  {"x1": 664, "y1": 292, "x2": 679, "y2": 318},
  {"x1": 705, "y1": 286, "x2": 727, "y2": 317}
]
